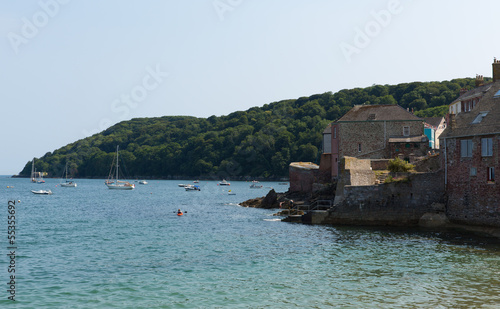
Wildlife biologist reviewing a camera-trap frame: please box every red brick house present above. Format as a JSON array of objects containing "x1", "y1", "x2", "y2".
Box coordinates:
[
  {"x1": 439, "y1": 59, "x2": 500, "y2": 227},
  {"x1": 324, "y1": 105, "x2": 428, "y2": 178}
]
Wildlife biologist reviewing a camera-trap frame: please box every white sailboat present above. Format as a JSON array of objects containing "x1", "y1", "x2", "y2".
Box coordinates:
[
  {"x1": 31, "y1": 159, "x2": 36, "y2": 182},
  {"x1": 30, "y1": 159, "x2": 45, "y2": 183},
  {"x1": 59, "y1": 162, "x2": 77, "y2": 187},
  {"x1": 106, "y1": 146, "x2": 135, "y2": 190}
]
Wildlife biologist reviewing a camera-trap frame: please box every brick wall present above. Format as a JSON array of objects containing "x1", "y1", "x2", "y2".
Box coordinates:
[
  {"x1": 289, "y1": 164, "x2": 318, "y2": 193},
  {"x1": 444, "y1": 135, "x2": 500, "y2": 227}
]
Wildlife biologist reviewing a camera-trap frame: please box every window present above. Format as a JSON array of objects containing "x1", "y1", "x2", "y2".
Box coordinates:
[
  {"x1": 470, "y1": 167, "x2": 477, "y2": 176},
  {"x1": 481, "y1": 138, "x2": 493, "y2": 157},
  {"x1": 488, "y1": 167, "x2": 495, "y2": 182},
  {"x1": 358, "y1": 143, "x2": 362, "y2": 152},
  {"x1": 460, "y1": 140, "x2": 473, "y2": 157},
  {"x1": 472, "y1": 111, "x2": 489, "y2": 124},
  {"x1": 403, "y1": 126, "x2": 410, "y2": 136},
  {"x1": 333, "y1": 127, "x2": 337, "y2": 139}
]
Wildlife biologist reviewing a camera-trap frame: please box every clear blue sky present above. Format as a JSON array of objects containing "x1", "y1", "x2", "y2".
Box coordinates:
[{"x1": 1, "y1": 0, "x2": 499, "y2": 175}]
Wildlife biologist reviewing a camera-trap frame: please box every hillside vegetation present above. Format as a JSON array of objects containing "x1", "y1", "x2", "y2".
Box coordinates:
[{"x1": 20, "y1": 78, "x2": 481, "y2": 179}]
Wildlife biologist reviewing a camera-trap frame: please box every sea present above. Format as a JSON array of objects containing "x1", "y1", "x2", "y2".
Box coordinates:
[{"x1": 1, "y1": 177, "x2": 500, "y2": 308}]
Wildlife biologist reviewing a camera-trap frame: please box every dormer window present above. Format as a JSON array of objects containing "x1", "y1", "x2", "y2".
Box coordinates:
[
  {"x1": 403, "y1": 126, "x2": 410, "y2": 136},
  {"x1": 368, "y1": 113, "x2": 376, "y2": 120}
]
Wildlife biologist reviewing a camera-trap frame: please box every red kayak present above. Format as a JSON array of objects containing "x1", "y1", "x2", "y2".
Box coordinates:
[{"x1": 177, "y1": 212, "x2": 183, "y2": 216}]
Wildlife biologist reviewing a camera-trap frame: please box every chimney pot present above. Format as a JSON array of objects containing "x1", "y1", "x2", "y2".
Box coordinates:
[{"x1": 494, "y1": 57, "x2": 500, "y2": 82}]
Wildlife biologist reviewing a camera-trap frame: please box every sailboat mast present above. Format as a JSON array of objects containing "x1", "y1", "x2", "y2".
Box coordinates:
[{"x1": 116, "y1": 145, "x2": 119, "y2": 181}]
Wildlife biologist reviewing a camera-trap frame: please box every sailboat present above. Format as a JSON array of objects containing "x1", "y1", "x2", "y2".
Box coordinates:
[
  {"x1": 106, "y1": 146, "x2": 135, "y2": 190},
  {"x1": 59, "y1": 162, "x2": 77, "y2": 187},
  {"x1": 31, "y1": 158, "x2": 46, "y2": 183},
  {"x1": 31, "y1": 159, "x2": 37, "y2": 183}
]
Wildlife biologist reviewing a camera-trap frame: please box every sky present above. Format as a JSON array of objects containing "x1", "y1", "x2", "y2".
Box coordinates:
[{"x1": 1, "y1": 0, "x2": 499, "y2": 175}]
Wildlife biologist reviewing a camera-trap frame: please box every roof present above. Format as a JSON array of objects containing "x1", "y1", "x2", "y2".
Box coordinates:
[
  {"x1": 322, "y1": 123, "x2": 332, "y2": 134},
  {"x1": 289, "y1": 162, "x2": 319, "y2": 170},
  {"x1": 441, "y1": 81, "x2": 500, "y2": 139},
  {"x1": 337, "y1": 105, "x2": 422, "y2": 122},
  {"x1": 450, "y1": 83, "x2": 493, "y2": 104},
  {"x1": 424, "y1": 117, "x2": 445, "y2": 128},
  {"x1": 388, "y1": 135, "x2": 429, "y2": 143}
]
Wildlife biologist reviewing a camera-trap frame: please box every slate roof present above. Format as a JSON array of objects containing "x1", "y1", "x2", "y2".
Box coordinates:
[
  {"x1": 424, "y1": 117, "x2": 445, "y2": 128},
  {"x1": 440, "y1": 81, "x2": 500, "y2": 139},
  {"x1": 450, "y1": 83, "x2": 493, "y2": 104},
  {"x1": 323, "y1": 123, "x2": 332, "y2": 134},
  {"x1": 337, "y1": 105, "x2": 422, "y2": 122}
]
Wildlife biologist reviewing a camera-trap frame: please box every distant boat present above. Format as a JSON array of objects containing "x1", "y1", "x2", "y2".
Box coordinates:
[
  {"x1": 193, "y1": 180, "x2": 199, "y2": 183},
  {"x1": 249, "y1": 180, "x2": 263, "y2": 188},
  {"x1": 59, "y1": 162, "x2": 77, "y2": 187},
  {"x1": 31, "y1": 158, "x2": 45, "y2": 183},
  {"x1": 218, "y1": 179, "x2": 230, "y2": 186},
  {"x1": 35, "y1": 170, "x2": 45, "y2": 183},
  {"x1": 185, "y1": 185, "x2": 200, "y2": 191},
  {"x1": 228, "y1": 190, "x2": 236, "y2": 195},
  {"x1": 31, "y1": 189, "x2": 52, "y2": 195},
  {"x1": 178, "y1": 184, "x2": 189, "y2": 187},
  {"x1": 139, "y1": 180, "x2": 148, "y2": 185},
  {"x1": 106, "y1": 146, "x2": 135, "y2": 190},
  {"x1": 31, "y1": 159, "x2": 36, "y2": 183}
]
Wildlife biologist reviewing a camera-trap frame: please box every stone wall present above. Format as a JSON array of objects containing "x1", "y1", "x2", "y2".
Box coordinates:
[
  {"x1": 371, "y1": 159, "x2": 390, "y2": 170},
  {"x1": 338, "y1": 121, "x2": 424, "y2": 159},
  {"x1": 334, "y1": 157, "x2": 375, "y2": 204},
  {"x1": 322, "y1": 171, "x2": 445, "y2": 226}
]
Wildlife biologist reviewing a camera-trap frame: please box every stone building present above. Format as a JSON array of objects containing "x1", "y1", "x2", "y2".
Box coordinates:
[
  {"x1": 325, "y1": 104, "x2": 428, "y2": 178},
  {"x1": 440, "y1": 59, "x2": 500, "y2": 227}
]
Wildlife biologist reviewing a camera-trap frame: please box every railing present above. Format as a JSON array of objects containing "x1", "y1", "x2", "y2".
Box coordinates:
[{"x1": 293, "y1": 200, "x2": 332, "y2": 212}]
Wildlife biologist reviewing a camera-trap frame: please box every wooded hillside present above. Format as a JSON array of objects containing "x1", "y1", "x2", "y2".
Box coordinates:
[{"x1": 19, "y1": 78, "x2": 481, "y2": 179}]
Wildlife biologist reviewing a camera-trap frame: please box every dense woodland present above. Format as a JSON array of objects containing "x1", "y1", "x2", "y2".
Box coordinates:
[{"x1": 20, "y1": 78, "x2": 483, "y2": 179}]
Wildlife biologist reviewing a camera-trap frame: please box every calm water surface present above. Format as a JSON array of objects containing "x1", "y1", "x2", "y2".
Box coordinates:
[{"x1": 1, "y1": 177, "x2": 500, "y2": 308}]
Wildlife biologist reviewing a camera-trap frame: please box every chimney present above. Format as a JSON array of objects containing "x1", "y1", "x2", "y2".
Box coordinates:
[
  {"x1": 460, "y1": 88, "x2": 468, "y2": 95},
  {"x1": 449, "y1": 113, "x2": 456, "y2": 130},
  {"x1": 475, "y1": 74, "x2": 484, "y2": 87},
  {"x1": 493, "y1": 57, "x2": 500, "y2": 82}
]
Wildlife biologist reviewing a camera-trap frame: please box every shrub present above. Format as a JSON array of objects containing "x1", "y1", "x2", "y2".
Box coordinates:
[{"x1": 388, "y1": 157, "x2": 414, "y2": 173}]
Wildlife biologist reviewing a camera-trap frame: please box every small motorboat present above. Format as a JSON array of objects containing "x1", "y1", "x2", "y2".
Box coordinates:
[
  {"x1": 139, "y1": 180, "x2": 148, "y2": 185},
  {"x1": 249, "y1": 180, "x2": 263, "y2": 188},
  {"x1": 218, "y1": 179, "x2": 230, "y2": 186},
  {"x1": 185, "y1": 185, "x2": 200, "y2": 191},
  {"x1": 31, "y1": 190, "x2": 53, "y2": 195},
  {"x1": 228, "y1": 190, "x2": 236, "y2": 195}
]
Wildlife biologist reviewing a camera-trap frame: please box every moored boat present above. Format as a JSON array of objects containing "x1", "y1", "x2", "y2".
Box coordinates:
[
  {"x1": 60, "y1": 161, "x2": 77, "y2": 187},
  {"x1": 31, "y1": 189, "x2": 52, "y2": 195},
  {"x1": 249, "y1": 180, "x2": 263, "y2": 188},
  {"x1": 106, "y1": 146, "x2": 135, "y2": 190}
]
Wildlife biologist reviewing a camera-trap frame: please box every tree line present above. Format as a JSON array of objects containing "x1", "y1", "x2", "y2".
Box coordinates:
[{"x1": 19, "y1": 77, "x2": 481, "y2": 179}]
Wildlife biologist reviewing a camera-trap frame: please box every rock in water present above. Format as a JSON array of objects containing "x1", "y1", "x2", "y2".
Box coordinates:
[{"x1": 261, "y1": 189, "x2": 278, "y2": 209}]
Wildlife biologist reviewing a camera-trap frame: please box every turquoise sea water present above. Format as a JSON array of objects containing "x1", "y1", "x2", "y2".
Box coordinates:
[{"x1": 1, "y1": 177, "x2": 500, "y2": 308}]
